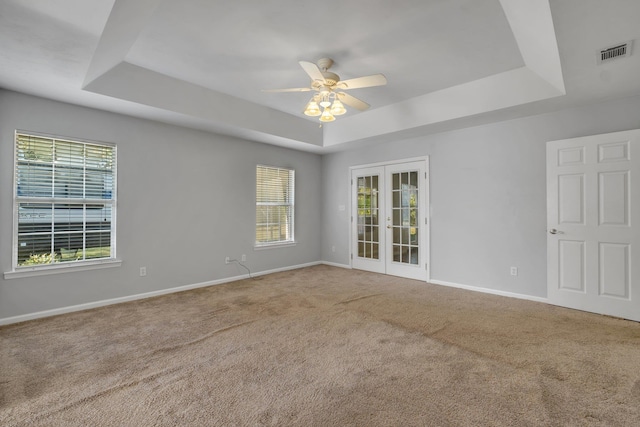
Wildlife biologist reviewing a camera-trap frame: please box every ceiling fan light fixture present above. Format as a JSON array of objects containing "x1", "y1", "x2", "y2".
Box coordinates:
[
  {"x1": 319, "y1": 107, "x2": 335, "y2": 122},
  {"x1": 304, "y1": 100, "x2": 321, "y2": 116},
  {"x1": 330, "y1": 99, "x2": 346, "y2": 115},
  {"x1": 263, "y1": 58, "x2": 386, "y2": 122}
]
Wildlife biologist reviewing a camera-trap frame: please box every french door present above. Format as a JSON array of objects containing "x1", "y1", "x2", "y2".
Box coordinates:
[
  {"x1": 351, "y1": 160, "x2": 429, "y2": 281},
  {"x1": 547, "y1": 129, "x2": 639, "y2": 321}
]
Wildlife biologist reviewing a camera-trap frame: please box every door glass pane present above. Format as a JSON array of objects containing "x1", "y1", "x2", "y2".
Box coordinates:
[
  {"x1": 356, "y1": 174, "x2": 380, "y2": 260},
  {"x1": 400, "y1": 245, "x2": 409, "y2": 263},
  {"x1": 391, "y1": 170, "x2": 419, "y2": 265},
  {"x1": 401, "y1": 227, "x2": 409, "y2": 244},
  {"x1": 392, "y1": 191, "x2": 400, "y2": 208},
  {"x1": 410, "y1": 171, "x2": 417, "y2": 187},
  {"x1": 410, "y1": 208, "x2": 418, "y2": 227},
  {"x1": 411, "y1": 228, "x2": 418, "y2": 245},
  {"x1": 402, "y1": 208, "x2": 409, "y2": 225},
  {"x1": 372, "y1": 176, "x2": 378, "y2": 197},
  {"x1": 393, "y1": 227, "x2": 400, "y2": 244},
  {"x1": 411, "y1": 247, "x2": 419, "y2": 265}
]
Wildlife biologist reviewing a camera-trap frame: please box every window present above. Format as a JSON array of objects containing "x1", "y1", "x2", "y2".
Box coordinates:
[
  {"x1": 11, "y1": 132, "x2": 117, "y2": 272},
  {"x1": 256, "y1": 165, "x2": 294, "y2": 246}
]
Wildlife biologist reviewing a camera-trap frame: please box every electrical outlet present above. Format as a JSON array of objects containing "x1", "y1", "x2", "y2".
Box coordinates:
[
  {"x1": 225, "y1": 257, "x2": 230, "y2": 264},
  {"x1": 332, "y1": 245, "x2": 336, "y2": 252},
  {"x1": 241, "y1": 254, "x2": 246, "y2": 262},
  {"x1": 510, "y1": 267, "x2": 518, "y2": 276},
  {"x1": 140, "y1": 267, "x2": 147, "y2": 277}
]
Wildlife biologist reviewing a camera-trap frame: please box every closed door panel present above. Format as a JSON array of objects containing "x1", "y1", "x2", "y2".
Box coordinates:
[
  {"x1": 352, "y1": 167, "x2": 385, "y2": 274},
  {"x1": 385, "y1": 162, "x2": 427, "y2": 280},
  {"x1": 547, "y1": 129, "x2": 639, "y2": 321},
  {"x1": 351, "y1": 160, "x2": 429, "y2": 281}
]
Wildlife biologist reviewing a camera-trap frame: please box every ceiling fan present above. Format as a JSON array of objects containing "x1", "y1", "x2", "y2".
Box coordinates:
[{"x1": 263, "y1": 58, "x2": 387, "y2": 122}]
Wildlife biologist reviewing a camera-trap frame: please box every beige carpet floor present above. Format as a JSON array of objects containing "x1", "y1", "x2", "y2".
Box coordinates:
[{"x1": 1, "y1": 265, "x2": 640, "y2": 426}]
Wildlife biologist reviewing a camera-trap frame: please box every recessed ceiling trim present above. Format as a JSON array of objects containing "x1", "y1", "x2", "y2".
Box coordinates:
[
  {"x1": 323, "y1": 66, "x2": 564, "y2": 147},
  {"x1": 83, "y1": 0, "x2": 162, "y2": 88},
  {"x1": 84, "y1": 62, "x2": 323, "y2": 147},
  {"x1": 83, "y1": 0, "x2": 565, "y2": 151},
  {"x1": 324, "y1": 0, "x2": 566, "y2": 147},
  {"x1": 498, "y1": 0, "x2": 565, "y2": 94}
]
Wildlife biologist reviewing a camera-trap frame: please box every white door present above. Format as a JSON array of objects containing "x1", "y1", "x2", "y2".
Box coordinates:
[
  {"x1": 547, "y1": 129, "x2": 639, "y2": 321},
  {"x1": 352, "y1": 166, "x2": 386, "y2": 274},
  {"x1": 352, "y1": 160, "x2": 428, "y2": 281}
]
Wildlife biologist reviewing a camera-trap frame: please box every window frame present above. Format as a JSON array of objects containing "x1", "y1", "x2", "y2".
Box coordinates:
[
  {"x1": 5, "y1": 131, "x2": 120, "y2": 279},
  {"x1": 255, "y1": 164, "x2": 295, "y2": 248}
]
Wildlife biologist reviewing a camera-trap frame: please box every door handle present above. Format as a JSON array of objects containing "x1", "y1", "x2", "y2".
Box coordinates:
[
  {"x1": 387, "y1": 225, "x2": 392, "y2": 229},
  {"x1": 549, "y1": 228, "x2": 563, "y2": 235}
]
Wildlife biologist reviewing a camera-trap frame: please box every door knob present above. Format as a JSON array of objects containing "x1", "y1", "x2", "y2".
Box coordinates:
[
  {"x1": 549, "y1": 228, "x2": 562, "y2": 234},
  {"x1": 387, "y1": 225, "x2": 392, "y2": 229}
]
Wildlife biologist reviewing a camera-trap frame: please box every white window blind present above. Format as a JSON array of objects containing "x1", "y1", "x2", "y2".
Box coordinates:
[
  {"x1": 13, "y1": 132, "x2": 116, "y2": 268},
  {"x1": 256, "y1": 165, "x2": 294, "y2": 245}
]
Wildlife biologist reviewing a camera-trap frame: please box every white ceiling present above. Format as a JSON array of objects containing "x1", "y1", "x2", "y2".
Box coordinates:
[{"x1": 1, "y1": 0, "x2": 639, "y2": 153}]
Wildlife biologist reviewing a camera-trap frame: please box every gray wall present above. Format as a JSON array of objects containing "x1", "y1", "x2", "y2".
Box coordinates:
[
  {"x1": 3, "y1": 88, "x2": 640, "y2": 321},
  {"x1": 321, "y1": 95, "x2": 640, "y2": 298},
  {"x1": 0, "y1": 90, "x2": 322, "y2": 319}
]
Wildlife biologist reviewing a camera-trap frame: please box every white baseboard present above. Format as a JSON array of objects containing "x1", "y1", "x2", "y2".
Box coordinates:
[
  {"x1": 0, "y1": 261, "x2": 323, "y2": 326},
  {"x1": 429, "y1": 279, "x2": 548, "y2": 304},
  {"x1": 321, "y1": 261, "x2": 351, "y2": 269},
  {"x1": 1, "y1": 264, "x2": 549, "y2": 326}
]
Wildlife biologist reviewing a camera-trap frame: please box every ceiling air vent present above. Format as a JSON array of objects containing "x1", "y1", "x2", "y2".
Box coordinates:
[{"x1": 597, "y1": 40, "x2": 633, "y2": 64}]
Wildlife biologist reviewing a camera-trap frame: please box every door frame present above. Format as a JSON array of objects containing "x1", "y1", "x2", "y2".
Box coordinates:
[{"x1": 349, "y1": 156, "x2": 430, "y2": 281}]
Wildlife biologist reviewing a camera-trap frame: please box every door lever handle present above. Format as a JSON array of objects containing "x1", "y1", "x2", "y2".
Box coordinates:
[{"x1": 549, "y1": 228, "x2": 563, "y2": 235}]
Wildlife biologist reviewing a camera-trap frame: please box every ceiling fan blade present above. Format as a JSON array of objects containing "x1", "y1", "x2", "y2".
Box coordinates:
[
  {"x1": 337, "y1": 74, "x2": 387, "y2": 90},
  {"x1": 261, "y1": 87, "x2": 312, "y2": 93},
  {"x1": 337, "y1": 92, "x2": 370, "y2": 111},
  {"x1": 299, "y1": 61, "x2": 326, "y2": 84}
]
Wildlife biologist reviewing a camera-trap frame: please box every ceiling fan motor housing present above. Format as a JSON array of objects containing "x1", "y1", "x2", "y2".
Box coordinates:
[
  {"x1": 317, "y1": 57, "x2": 334, "y2": 70},
  {"x1": 315, "y1": 58, "x2": 338, "y2": 86},
  {"x1": 321, "y1": 71, "x2": 340, "y2": 86}
]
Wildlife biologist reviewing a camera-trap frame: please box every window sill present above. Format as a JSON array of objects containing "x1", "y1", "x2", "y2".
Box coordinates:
[
  {"x1": 4, "y1": 259, "x2": 122, "y2": 280},
  {"x1": 254, "y1": 241, "x2": 297, "y2": 250}
]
